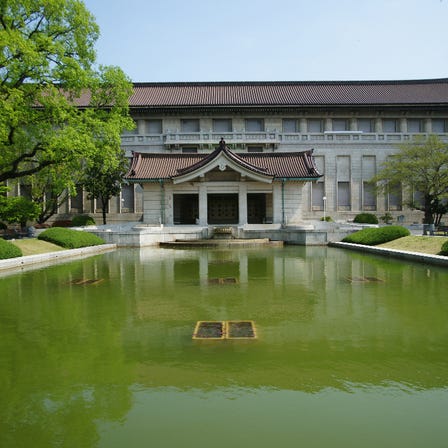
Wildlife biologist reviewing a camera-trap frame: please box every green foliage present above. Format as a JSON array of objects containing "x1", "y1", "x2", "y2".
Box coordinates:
[
  {"x1": 379, "y1": 212, "x2": 393, "y2": 223},
  {"x1": 353, "y1": 213, "x2": 379, "y2": 224},
  {"x1": 72, "y1": 215, "x2": 96, "y2": 226},
  {"x1": 372, "y1": 135, "x2": 448, "y2": 224},
  {"x1": 0, "y1": 196, "x2": 40, "y2": 227},
  {"x1": 38, "y1": 228, "x2": 104, "y2": 249},
  {"x1": 0, "y1": 222, "x2": 7, "y2": 230},
  {"x1": 0, "y1": 238, "x2": 23, "y2": 259},
  {"x1": 83, "y1": 151, "x2": 129, "y2": 224},
  {"x1": 440, "y1": 240, "x2": 448, "y2": 256},
  {"x1": 320, "y1": 216, "x2": 333, "y2": 222},
  {"x1": 0, "y1": 0, "x2": 135, "y2": 185},
  {"x1": 342, "y1": 226, "x2": 410, "y2": 246}
]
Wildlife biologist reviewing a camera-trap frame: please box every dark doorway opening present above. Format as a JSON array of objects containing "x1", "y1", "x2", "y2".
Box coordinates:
[
  {"x1": 173, "y1": 194, "x2": 199, "y2": 224},
  {"x1": 247, "y1": 193, "x2": 266, "y2": 224},
  {"x1": 207, "y1": 194, "x2": 239, "y2": 224}
]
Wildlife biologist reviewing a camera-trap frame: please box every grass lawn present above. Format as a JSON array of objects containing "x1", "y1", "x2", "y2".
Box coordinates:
[
  {"x1": 12, "y1": 238, "x2": 64, "y2": 256},
  {"x1": 379, "y1": 235, "x2": 448, "y2": 255}
]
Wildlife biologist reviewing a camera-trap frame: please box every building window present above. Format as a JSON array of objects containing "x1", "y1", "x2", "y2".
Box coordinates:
[
  {"x1": 332, "y1": 119, "x2": 349, "y2": 131},
  {"x1": 363, "y1": 182, "x2": 376, "y2": 210},
  {"x1": 358, "y1": 118, "x2": 375, "y2": 133},
  {"x1": 387, "y1": 182, "x2": 402, "y2": 211},
  {"x1": 407, "y1": 119, "x2": 424, "y2": 133},
  {"x1": 432, "y1": 119, "x2": 448, "y2": 133},
  {"x1": 283, "y1": 118, "x2": 299, "y2": 133},
  {"x1": 307, "y1": 119, "x2": 323, "y2": 133},
  {"x1": 312, "y1": 182, "x2": 325, "y2": 210},
  {"x1": 181, "y1": 146, "x2": 198, "y2": 153},
  {"x1": 121, "y1": 185, "x2": 134, "y2": 213},
  {"x1": 247, "y1": 146, "x2": 263, "y2": 153},
  {"x1": 70, "y1": 186, "x2": 83, "y2": 212},
  {"x1": 245, "y1": 118, "x2": 264, "y2": 132},
  {"x1": 383, "y1": 119, "x2": 400, "y2": 133},
  {"x1": 146, "y1": 119, "x2": 162, "y2": 134},
  {"x1": 337, "y1": 182, "x2": 351, "y2": 210},
  {"x1": 181, "y1": 119, "x2": 200, "y2": 133},
  {"x1": 213, "y1": 119, "x2": 232, "y2": 133}
]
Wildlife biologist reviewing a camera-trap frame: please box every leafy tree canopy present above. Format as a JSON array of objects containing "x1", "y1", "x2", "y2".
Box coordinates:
[
  {"x1": 372, "y1": 135, "x2": 448, "y2": 224},
  {"x1": 0, "y1": 0, "x2": 135, "y2": 183}
]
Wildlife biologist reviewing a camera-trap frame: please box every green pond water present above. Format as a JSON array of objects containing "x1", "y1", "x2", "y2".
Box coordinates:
[{"x1": 0, "y1": 246, "x2": 447, "y2": 448}]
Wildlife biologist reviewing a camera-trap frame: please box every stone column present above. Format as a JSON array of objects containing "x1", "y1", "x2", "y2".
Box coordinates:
[
  {"x1": 238, "y1": 181, "x2": 248, "y2": 225},
  {"x1": 198, "y1": 183, "x2": 208, "y2": 226}
]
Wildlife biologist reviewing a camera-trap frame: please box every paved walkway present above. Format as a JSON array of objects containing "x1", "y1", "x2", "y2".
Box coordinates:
[
  {"x1": 329, "y1": 241, "x2": 448, "y2": 267},
  {"x1": 0, "y1": 244, "x2": 117, "y2": 274}
]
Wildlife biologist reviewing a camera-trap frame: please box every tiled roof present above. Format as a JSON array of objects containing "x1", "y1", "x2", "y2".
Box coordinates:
[
  {"x1": 126, "y1": 147, "x2": 322, "y2": 181},
  {"x1": 126, "y1": 79, "x2": 448, "y2": 107}
]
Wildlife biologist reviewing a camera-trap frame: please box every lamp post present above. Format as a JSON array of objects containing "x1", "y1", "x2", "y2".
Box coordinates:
[{"x1": 323, "y1": 196, "x2": 327, "y2": 221}]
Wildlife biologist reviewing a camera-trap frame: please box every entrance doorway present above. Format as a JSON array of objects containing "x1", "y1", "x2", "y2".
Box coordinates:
[
  {"x1": 207, "y1": 194, "x2": 239, "y2": 224},
  {"x1": 173, "y1": 194, "x2": 199, "y2": 224},
  {"x1": 247, "y1": 193, "x2": 272, "y2": 223}
]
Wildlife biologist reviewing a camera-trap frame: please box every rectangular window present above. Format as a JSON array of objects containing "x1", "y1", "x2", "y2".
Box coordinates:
[
  {"x1": 247, "y1": 146, "x2": 263, "y2": 153},
  {"x1": 332, "y1": 119, "x2": 349, "y2": 131},
  {"x1": 121, "y1": 185, "x2": 134, "y2": 213},
  {"x1": 307, "y1": 119, "x2": 323, "y2": 133},
  {"x1": 358, "y1": 118, "x2": 375, "y2": 132},
  {"x1": 146, "y1": 119, "x2": 162, "y2": 134},
  {"x1": 432, "y1": 119, "x2": 448, "y2": 133},
  {"x1": 337, "y1": 182, "x2": 351, "y2": 210},
  {"x1": 312, "y1": 182, "x2": 325, "y2": 210},
  {"x1": 245, "y1": 118, "x2": 264, "y2": 132},
  {"x1": 70, "y1": 186, "x2": 83, "y2": 211},
  {"x1": 383, "y1": 119, "x2": 400, "y2": 133},
  {"x1": 363, "y1": 182, "x2": 376, "y2": 210},
  {"x1": 181, "y1": 119, "x2": 200, "y2": 133},
  {"x1": 407, "y1": 119, "x2": 424, "y2": 133},
  {"x1": 387, "y1": 182, "x2": 402, "y2": 211},
  {"x1": 282, "y1": 118, "x2": 299, "y2": 133},
  {"x1": 213, "y1": 119, "x2": 232, "y2": 133}
]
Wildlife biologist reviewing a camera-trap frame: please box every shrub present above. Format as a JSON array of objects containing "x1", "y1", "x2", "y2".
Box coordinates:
[
  {"x1": 38, "y1": 228, "x2": 105, "y2": 249},
  {"x1": 342, "y1": 225, "x2": 410, "y2": 246},
  {"x1": 0, "y1": 222, "x2": 7, "y2": 230},
  {"x1": 353, "y1": 213, "x2": 379, "y2": 224},
  {"x1": 320, "y1": 216, "x2": 333, "y2": 222},
  {"x1": 441, "y1": 240, "x2": 448, "y2": 256},
  {"x1": 0, "y1": 238, "x2": 22, "y2": 259},
  {"x1": 72, "y1": 215, "x2": 96, "y2": 226}
]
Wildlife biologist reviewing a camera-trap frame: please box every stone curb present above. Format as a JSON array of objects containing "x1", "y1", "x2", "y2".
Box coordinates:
[
  {"x1": 0, "y1": 244, "x2": 117, "y2": 273},
  {"x1": 329, "y1": 242, "x2": 448, "y2": 267}
]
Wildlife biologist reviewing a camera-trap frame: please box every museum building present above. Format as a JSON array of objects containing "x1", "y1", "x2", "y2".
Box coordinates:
[{"x1": 55, "y1": 79, "x2": 448, "y2": 226}]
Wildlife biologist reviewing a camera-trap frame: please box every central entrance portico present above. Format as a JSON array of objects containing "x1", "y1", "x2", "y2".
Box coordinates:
[{"x1": 125, "y1": 140, "x2": 322, "y2": 227}]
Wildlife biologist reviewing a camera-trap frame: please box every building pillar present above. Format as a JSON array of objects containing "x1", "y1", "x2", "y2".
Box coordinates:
[
  {"x1": 238, "y1": 182, "x2": 248, "y2": 225},
  {"x1": 198, "y1": 183, "x2": 208, "y2": 226}
]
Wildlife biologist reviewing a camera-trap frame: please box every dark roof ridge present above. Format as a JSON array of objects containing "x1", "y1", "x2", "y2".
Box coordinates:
[{"x1": 132, "y1": 78, "x2": 448, "y2": 87}]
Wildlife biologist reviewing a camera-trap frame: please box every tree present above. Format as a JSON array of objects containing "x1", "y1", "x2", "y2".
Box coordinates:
[
  {"x1": 0, "y1": 193, "x2": 40, "y2": 229},
  {"x1": 373, "y1": 135, "x2": 448, "y2": 225},
  {"x1": 83, "y1": 151, "x2": 129, "y2": 225},
  {"x1": 0, "y1": 0, "x2": 134, "y2": 184}
]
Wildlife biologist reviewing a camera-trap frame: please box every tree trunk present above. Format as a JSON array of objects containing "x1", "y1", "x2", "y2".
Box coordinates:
[{"x1": 101, "y1": 196, "x2": 108, "y2": 225}]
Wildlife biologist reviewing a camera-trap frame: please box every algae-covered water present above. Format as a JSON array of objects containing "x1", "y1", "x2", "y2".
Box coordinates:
[{"x1": 0, "y1": 246, "x2": 447, "y2": 448}]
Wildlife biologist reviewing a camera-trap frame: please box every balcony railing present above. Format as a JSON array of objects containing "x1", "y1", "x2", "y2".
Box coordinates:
[{"x1": 121, "y1": 131, "x2": 448, "y2": 146}]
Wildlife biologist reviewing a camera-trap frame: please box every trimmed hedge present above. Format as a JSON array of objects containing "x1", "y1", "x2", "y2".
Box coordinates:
[
  {"x1": 72, "y1": 214, "x2": 96, "y2": 226},
  {"x1": 441, "y1": 240, "x2": 448, "y2": 256},
  {"x1": 38, "y1": 228, "x2": 105, "y2": 249},
  {"x1": 353, "y1": 213, "x2": 379, "y2": 224},
  {"x1": 342, "y1": 225, "x2": 410, "y2": 246},
  {"x1": 0, "y1": 238, "x2": 23, "y2": 259}
]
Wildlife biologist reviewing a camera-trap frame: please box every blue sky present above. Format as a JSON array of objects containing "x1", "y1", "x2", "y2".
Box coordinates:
[{"x1": 82, "y1": 0, "x2": 448, "y2": 82}]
